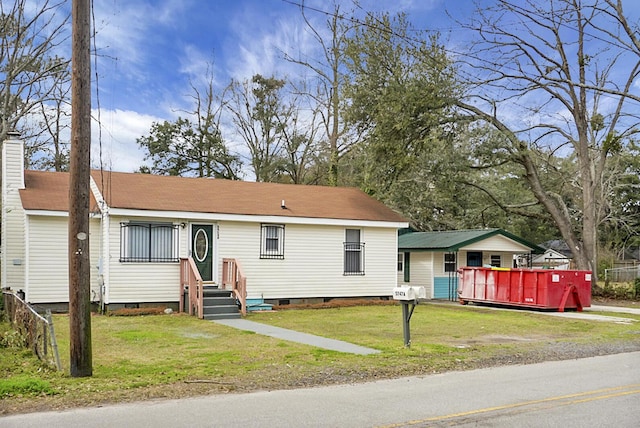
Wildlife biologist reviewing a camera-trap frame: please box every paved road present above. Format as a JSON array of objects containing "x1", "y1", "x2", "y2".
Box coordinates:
[{"x1": 2, "y1": 351, "x2": 638, "y2": 427}]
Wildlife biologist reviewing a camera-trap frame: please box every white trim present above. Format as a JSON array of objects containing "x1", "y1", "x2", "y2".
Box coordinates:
[
  {"x1": 101, "y1": 208, "x2": 111, "y2": 305},
  {"x1": 193, "y1": 229, "x2": 209, "y2": 262},
  {"x1": 107, "y1": 208, "x2": 408, "y2": 229},
  {"x1": 24, "y1": 215, "x2": 29, "y2": 301},
  {"x1": 460, "y1": 235, "x2": 533, "y2": 252},
  {"x1": 89, "y1": 176, "x2": 107, "y2": 211},
  {"x1": 24, "y1": 210, "x2": 69, "y2": 217}
]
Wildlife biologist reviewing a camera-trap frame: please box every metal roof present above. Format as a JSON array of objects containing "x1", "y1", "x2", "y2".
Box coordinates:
[{"x1": 398, "y1": 228, "x2": 543, "y2": 253}]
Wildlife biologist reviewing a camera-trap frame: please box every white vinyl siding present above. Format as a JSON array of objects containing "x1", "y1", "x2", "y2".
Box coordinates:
[
  {"x1": 461, "y1": 235, "x2": 531, "y2": 252},
  {"x1": 218, "y1": 221, "x2": 398, "y2": 299},
  {"x1": 1, "y1": 139, "x2": 26, "y2": 290},
  {"x1": 26, "y1": 216, "x2": 102, "y2": 303},
  {"x1": 107, "y1": 215, "x2": 185, "y2": 303},
  {"x1": 457, "y1": 250, "x2": 514, "y2": 268},
  {"x1": 399, "y1": 252, "x2": 433, "y2": 297}
]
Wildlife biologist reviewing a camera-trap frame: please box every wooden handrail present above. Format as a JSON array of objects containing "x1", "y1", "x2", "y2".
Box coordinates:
[
  {"x1": 180, "y1": 257, "x2": 204, "y2": 319},
  {"x1": 222, "y1": 258, "x2": 247, "y2": 316}
]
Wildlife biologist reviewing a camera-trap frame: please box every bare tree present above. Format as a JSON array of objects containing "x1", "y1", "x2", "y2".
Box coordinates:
[
  {"x1": 138, "y1": 66, "x2": 240, "y2": 179},
  {"x1": 284, "y1": 2, "x2": 356, "y2": 186},
  {"x1": 226, "y1": 74, "x2": 290, "y2": 182},
  {"x1": 24, "y1": 59, "x2": 71, "y2": 171},
  {"x1": 0, "y1": 0, "x2": 70, "y2": 142},
  {"x1": 455, "y1": 0, "x2": 640, "y2": 278},
  {"x1": 278, "y1": 82, "x2": 323, "y2": 184}
]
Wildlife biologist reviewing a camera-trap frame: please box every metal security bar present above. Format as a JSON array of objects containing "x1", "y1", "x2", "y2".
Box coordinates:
[
  {"x1": 260, "y1": 224, "x2": 285, "y2": 259},
  {"x1": 344, "y1": 242, "x2": 365, "y2": 275},
  {"x1": 120, "y1": 222, "x2": 179, "y2": 262}
]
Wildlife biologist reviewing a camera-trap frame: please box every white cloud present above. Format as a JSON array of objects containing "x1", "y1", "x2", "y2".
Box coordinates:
[
  {"x1": 93, "y1": 1, "x2": 188, "y2": 77},
  {"x1": 224, "y1": 4, "x2": 321, "y2": 82},
  {"x1": 91, "y1": 109, "x2": 164, "y2": 172}
]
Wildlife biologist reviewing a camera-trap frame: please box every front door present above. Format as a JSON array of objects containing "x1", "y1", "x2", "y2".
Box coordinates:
[{"x1": 191, "y1": 225, "x2": 214, "y2": 282}]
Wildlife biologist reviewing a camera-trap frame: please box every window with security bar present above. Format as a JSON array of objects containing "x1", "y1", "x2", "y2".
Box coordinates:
[
  {"x1": 120, "y1": 222, "x2": 179, "y2": 262},
  {"x1": 344, "y1": 229, "x2": 365, "y2": 275},
  {"x1": 260, "y1": 224, "x2": 285, "y2": 259},
  {"x1": 444, "y1": 252, "x2": 456, "y2": 272}
]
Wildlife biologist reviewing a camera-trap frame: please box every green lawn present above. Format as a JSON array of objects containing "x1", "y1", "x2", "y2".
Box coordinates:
[{"x1": 1, "y1": 302, "x2": 639, "y2": 414}]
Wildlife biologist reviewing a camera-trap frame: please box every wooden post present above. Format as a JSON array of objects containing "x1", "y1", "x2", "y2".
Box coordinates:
[{"x1": 69, "y1": 0, "x2": 92, "y2": 377}]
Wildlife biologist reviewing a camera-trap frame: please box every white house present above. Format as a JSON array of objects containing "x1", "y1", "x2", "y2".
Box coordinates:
[
  {"x1": 532, "y1": 248, "x2": 572, "y2": 270},
  {"x1": 2, "y1": 135, "x2": 408, "y2": 313},
  {"x1": 397, "y1": 229, "x2": 542, "y2": 300}
]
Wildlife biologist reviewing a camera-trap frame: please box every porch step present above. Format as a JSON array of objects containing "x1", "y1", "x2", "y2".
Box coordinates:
[
  {"x1": 246, "y1": 298, "x2": 273, "y2": 312},
  {"x1": 201, "y1": 287, "x2": 241, "y2": 320},
  {"x1": 204, "y1": 312, "x2": 241, "y2": 320},
  {"x1": 247, "y1": 303, "x2": 273, "y2": 312}
]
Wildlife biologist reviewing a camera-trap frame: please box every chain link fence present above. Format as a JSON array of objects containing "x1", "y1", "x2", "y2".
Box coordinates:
[
  {"x1": 1, "y1": 290, "x2": 61, "y2": 370},
  {"x1": 604, "y1": 266, "x2": 640, "y2": 283}
]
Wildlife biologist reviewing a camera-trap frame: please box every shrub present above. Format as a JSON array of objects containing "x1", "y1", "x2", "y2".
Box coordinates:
[{"x1": 0, "y1": 328, "x2": 27, "y2": 349}]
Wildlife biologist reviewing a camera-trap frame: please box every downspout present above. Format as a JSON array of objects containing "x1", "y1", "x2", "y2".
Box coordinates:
[{"x1": 90, "y1": 176, "x2": 109, "y2": 313}]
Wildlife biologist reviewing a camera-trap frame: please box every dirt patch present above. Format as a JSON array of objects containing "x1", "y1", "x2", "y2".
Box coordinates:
[
  {"x1": 179, "y1": 332, "x2": 219, "y2": 339},
  {"x1": 451, "y1": 334, "x2": 541, "y2": 348},
  {"x1": 592, "y1": 297, "x2": 640, "y2": 308}
]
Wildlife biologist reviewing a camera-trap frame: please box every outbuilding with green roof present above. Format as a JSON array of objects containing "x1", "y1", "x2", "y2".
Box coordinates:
[{"x1": 397, "y1": 229, "x2": 542, "y2": 300}]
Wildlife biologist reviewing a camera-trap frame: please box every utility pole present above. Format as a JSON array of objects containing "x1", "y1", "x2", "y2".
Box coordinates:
[{"x1": 69, "y1": 0, "x2": 92, "y2": 377}]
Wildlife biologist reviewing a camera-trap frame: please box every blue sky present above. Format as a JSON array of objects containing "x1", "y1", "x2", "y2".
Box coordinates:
[
  {"x1": 85, "y1": 0, "x2": 640, "y2": 174},
  {"x1": 90, "y1": 0, "x2": 467, "y2": 173}
]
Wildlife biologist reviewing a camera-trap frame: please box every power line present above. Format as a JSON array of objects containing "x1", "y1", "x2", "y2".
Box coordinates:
[{"x1": 280, "y1": 0, "x2": 640, "y2": 107}]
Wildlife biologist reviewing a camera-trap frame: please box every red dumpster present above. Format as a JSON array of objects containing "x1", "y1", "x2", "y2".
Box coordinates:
[{"x1": 457, "y1": 267, "x2": 591, "y2": 312}]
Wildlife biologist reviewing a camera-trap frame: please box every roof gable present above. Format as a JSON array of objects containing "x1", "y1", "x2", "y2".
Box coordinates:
[
  {"x1": 539, "y1": 240, "x2": 573, "y2": 258},
  {"x1": 20, "y1": 170, "x2": 408, "y2": 224},
  {"x1": 533, "y1": 248, "x2": 571, "y2": 262},
  {"x1": 398, "y1": 228, "x2": 542, "y2": 253}
]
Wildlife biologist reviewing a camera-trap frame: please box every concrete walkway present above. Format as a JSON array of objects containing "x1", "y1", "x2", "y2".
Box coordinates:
[
  {"x1": 588, "y1": 304, "x2": 640, "y2": 316},
  {"x1": 213, "y1": 318, "x2": 380, "y2": 355},
  {"x1": 460, "y1": 301, "x2": 640, "y2": 323}
]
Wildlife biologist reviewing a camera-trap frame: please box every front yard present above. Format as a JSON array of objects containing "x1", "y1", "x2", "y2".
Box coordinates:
[{"x1": 1, "y1": 301, "x2": 639, "y2": 415}]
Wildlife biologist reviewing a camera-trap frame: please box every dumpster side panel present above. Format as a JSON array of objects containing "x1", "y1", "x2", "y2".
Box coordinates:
[
  {"x1": 522, "y1": 270, "x2": 539, "y2": 305},
  {"x1": 509, "y1": 270, "x2": 522, "y2": 304},
  {"x1": 547, "y1": 272, "x2": 566, "y2": 308},
  {"x1": 458, "y1": 267, "x2": 592, "y2": 310},
  {"x1": 495, "y1": 270, "x2": 510, "y2": 303}
]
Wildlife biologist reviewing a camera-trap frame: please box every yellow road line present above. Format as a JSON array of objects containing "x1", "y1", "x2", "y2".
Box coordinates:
[{"x1": 379, "y1": 383, "x2": 640, "y2": 427}]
